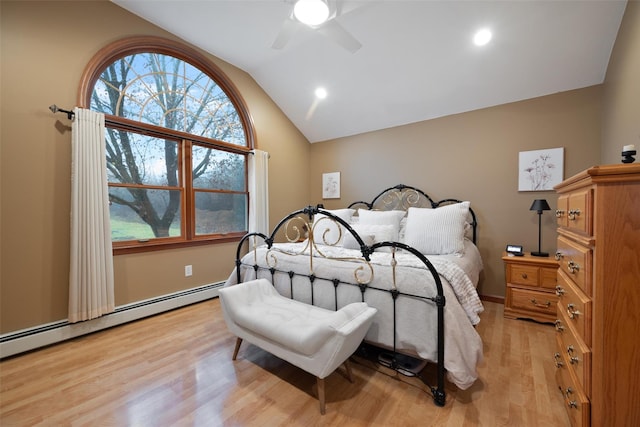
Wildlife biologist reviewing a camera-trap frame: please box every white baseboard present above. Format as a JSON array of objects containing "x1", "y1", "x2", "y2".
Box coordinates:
[{"x1": 0, "y1": 282, "x2": 223, "y2": 359}]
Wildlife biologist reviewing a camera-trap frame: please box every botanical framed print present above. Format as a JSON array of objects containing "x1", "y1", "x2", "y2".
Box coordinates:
[
  {"x1": 518, "y1": 148, "x2": 564, "y2": 191},
  {"x1": 322, "y1": 172, "x2": 340, "y2": 199}
]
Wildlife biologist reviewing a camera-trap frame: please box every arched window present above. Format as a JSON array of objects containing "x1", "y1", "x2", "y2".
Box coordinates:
[{"x1": 79, "y1": 36, "x2": 255, "y2": 253}]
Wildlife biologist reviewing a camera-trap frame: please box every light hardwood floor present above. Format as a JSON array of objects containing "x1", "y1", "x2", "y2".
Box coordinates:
[{"x1": 0, "y1": 298, "x2": 570, "y2": 426}]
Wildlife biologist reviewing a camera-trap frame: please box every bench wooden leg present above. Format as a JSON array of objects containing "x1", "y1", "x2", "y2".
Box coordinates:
[
  {"x1": 344, "y1": 359, "x2": 354, "y2": 383},
  {"x1": 232, "y1": 337, "x2": 243, "y2": 360},
  {"x1": 317, "y1": 377, "x2": 326, "y2": 415}
]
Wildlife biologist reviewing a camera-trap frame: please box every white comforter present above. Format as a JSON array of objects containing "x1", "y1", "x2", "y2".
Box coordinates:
[{"x1": 225, "y1": 240, "x2": 484, "y2": 390}]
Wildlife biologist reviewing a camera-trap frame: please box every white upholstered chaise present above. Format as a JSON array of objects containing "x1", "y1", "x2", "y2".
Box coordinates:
[{"x1": 218, "y1": 278, "x2": 377, "y2": 414}]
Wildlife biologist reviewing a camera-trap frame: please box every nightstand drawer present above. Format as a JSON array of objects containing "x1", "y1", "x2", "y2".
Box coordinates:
[
  {"x1": 509, "y1": 264, "x2": 539, "y2": 287},
  {"x1": 508, "y1": 287, "x2": 558, "y2": 316}
]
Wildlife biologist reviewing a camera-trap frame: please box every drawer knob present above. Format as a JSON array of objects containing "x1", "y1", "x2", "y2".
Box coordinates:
[
  {"x1": 567, "y1": 260, "x2": 580, "y2": 274},
  {"x1": 521, "y1": 273, "x2": 528, "y2": 279},
  {"x1": 568, "y1": 209, "x2": 581, "y2": 220},
  {"x1": 530, "y1": 298, "x2": 551, "y2": 308},
  {"x1": 554, "y1": 320, "x2": 565, "y2": 332},
  {"x1": 555, "y1": 209, "x2": 565, "y2": 218},
  {"x1": 555, "y1": 285, "x2": 565, "y2": 296},
  {"x1": 554, "y1": 352, "x2": 564, "y2": 368},
  {"x1": 555, "y1": 251, "x2": 564, "y2": 261},
  {"x1": 567, "y1": 303, "x2": 581, "y2": 319}
]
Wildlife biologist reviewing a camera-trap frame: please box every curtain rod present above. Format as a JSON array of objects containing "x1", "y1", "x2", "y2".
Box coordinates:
[{"x1": 49, "y1": 104, "x2": 75, "y2": 120}]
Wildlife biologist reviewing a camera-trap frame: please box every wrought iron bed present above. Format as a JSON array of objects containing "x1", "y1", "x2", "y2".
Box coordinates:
[{"x1": 228, "y1": 184, "x2": 483, "y2": 406}]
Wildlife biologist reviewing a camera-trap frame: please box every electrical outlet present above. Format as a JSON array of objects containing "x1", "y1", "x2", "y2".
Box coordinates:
[{"x1": 185, "y1": 265, "x2": 192, "y2": 277}]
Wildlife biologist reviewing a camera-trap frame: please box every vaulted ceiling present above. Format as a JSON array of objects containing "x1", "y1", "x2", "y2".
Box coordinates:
[{"x1": 112, "y1": 0, "x2": 627, "y2": 143}]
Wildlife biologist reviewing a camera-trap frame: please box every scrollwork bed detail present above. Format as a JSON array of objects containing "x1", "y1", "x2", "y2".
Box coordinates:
[{"x1": 228, "y1": 184, "x2": 484, "y2": 408}]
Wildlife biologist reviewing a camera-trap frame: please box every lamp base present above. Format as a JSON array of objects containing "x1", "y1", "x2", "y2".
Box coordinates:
[{"x1": 531, "y1": 251, "x2": 549, "y2": 257}]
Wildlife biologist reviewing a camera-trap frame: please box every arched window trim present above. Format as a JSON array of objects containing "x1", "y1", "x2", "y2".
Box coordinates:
[
  {"x1": 77, "y1": 35, "x2": 256, "y2": 151},
  {"x1": 78, "y1": 36, "x2": 257, "y2": 254}
]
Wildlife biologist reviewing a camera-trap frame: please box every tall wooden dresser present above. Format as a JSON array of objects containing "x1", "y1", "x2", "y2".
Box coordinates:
[{"x1": 553, "y1": 164, "x2": 640, "y2": 427}]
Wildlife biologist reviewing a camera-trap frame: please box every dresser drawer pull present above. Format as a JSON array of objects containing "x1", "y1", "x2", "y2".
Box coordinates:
[
  {"x1": 555, "y1": 285, "x2": 565, "y2": 296},
  {"x1": 554, "y1": 352, "x2": 564, "y2": 368},
  {"x1": 555, "y1": 209, "x2": 565, "y2": 218},
  {"x1": 567, "y1": 345, "x2": 580, "y2": 364},
  {"x1": 554, "y1": 320, "x2": 564, "y2": 332},
  {"x1": 568, "y1": 209, "x2": 581, "y2": 220},
  {"x1": 567, "y1": 260, "x2": 580, "y2": 274},
  {"x1": 521, "y1": 273, "x2": 528, "y2": 279},
  {"x1": 530, "y1": 298, "x2": 551, "y2": 308},
  {"x1": 566, "y1": 303, "x2": 581, "y2": 319},
  {"x1": 568, "y1": 400, "x2": 578, "y2": 409},
  {"x1": 555, "y1": 251, "x2": 564, "y2": 261}
]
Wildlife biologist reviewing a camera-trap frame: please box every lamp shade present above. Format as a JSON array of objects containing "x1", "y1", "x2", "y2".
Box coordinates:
[{"x1": 530, "y1": 199, "x2": 550, "y2": 213}]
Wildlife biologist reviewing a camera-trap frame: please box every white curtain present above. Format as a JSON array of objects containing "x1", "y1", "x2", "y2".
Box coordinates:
[
  {"x1": 68, "y1": 108, "x2": 115, "y2": 323},
  {"x1": 248, "y1": 150, "x2": 269, "y2": 235}
]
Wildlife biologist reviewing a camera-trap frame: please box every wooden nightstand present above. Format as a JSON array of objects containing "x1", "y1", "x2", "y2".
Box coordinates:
[{"x1": 502, "y1": 252, "x2": 559, "y2": 323}]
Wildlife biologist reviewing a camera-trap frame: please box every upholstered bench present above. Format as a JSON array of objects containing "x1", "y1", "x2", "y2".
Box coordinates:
[{"x1": 218, "y1": 278, "x2": 377, "y2": 414}]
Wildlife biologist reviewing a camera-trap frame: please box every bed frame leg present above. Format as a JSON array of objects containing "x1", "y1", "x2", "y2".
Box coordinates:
[
  {"x1": 317, "y1": 377, "x2": 326, "y2": 415},
  {"x1": 232, "y1": 337, "x2": 243, "y2": 360},
  {"x1": 432, "y1": 387, "x2": 446, "y2": 407}
]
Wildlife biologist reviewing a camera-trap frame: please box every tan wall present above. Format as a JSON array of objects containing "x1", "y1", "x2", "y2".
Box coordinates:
[
  {"x1": 0, "y1": 1, "x2": 310, "y2": 333},
  {"x1": 602, "y1": 0, "x2": 640, "y2": 164},
  {"x1": 310, "y1": 87, "x2": 602, "y2": 298}
]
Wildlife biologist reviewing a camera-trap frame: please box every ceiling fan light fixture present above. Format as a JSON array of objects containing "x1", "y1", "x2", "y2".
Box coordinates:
[{"x1": 294, "y1": 0, "x2": 330, "y2": 26}]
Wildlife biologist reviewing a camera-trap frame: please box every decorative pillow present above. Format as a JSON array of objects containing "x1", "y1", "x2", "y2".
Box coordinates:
[
  {"x1": 350, "y1": 224, "x2": 396, "y2": 252},
  {"x1": 403, "y1": 202, "x2": 470, "y2": 255},
  {"x1": 341, "y1": 231, "x2": 375, "y2": 250},
  {"x1": 357, "y1": 209, "x2": 406, "y2": 241},
  {"x1": 312, "y1": 209, "x2": 355, "y2": 245}
]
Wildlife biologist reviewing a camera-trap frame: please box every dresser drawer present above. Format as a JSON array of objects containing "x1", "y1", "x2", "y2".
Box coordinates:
[
  {"x1": 541, "y1": 267, "x2": 558, "y2": 290},
  {"x1": 508, "y1": 287, "x2": 558, "y2": 316},
  {"x1": 556, "y1": 236, "x2": 592, "y2": 297},
  {"x1": 556, "y1": 194, "x2": 568, "y2": 228},
  {"x1": 555, "y1": 345, "x2": 591, "y2": 427},
  {"x1": 566, "y1": 188, "x2": 592, "y2": 235},
  {"x1": 556, "y1": 314, "x2": 592, "y2": 398},
  {"x1": 556, "y1": 271, "x2": 592, "y2": 347}
]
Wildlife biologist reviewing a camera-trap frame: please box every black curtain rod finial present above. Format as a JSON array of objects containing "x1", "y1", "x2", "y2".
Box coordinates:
[{"x1": 49, "y1": 104, "x2": 75, "y2": 120}]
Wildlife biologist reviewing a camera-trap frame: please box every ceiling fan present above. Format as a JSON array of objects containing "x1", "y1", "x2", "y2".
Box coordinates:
[{"x1": 272, "y1": 0, "x2": 362, "y2": 53}]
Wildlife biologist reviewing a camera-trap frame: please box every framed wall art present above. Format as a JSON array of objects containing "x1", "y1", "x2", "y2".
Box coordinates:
[
  {"x1": 322, "y1": 172, "x2": 340, "y2": 199},
  {"x1": 518, "y1": 148, "x2": 564, "y2": 191}
]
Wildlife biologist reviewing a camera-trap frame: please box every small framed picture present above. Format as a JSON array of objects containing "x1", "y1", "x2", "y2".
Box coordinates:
[
  {"x1": 518, "y1": 147, "x2": 564, "y2": 191},
  {"x1": 322, "y1": 172, "x2": 340, "y2": 199}
]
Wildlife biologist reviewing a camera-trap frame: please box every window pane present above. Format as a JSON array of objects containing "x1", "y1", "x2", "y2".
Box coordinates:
[
  {"x1": 194, "y1": 192, "x2": 247, "y2": 235},
  {"x1": 109, "y1": 187, "x2": 182, "y2": 241},
  {"x1": 92, "y1": 52, "x2": 246, "y2": 146},
  {"x1": 106, "y1": 130, "x2": 179, "y2": 187},
  {"x1": 192, "y1": 146, "x2": 246, "y2": 191}
]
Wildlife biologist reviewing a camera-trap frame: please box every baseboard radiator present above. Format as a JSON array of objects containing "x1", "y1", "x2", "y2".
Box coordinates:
[{"x1": 0, "y1": 282, "x2": 224, "y2": 359}]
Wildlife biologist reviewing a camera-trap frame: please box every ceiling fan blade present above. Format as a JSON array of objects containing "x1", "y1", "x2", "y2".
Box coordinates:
[
  {"x1": 272, "y1": 17, "x2": 299, "y2": 50},
  {"x1": 317, "y1": 19, "x2": 362, "y2": 53}
]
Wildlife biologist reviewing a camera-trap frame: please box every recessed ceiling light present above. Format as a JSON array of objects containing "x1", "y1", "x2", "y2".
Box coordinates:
[
  {"x1": 315, "y1": 87, "x2": 327, "y2": 99},
  {"x1": 294, "y1": 0, "x2": 330, "y2": 27},
  {"x1": 473, "y1": 28, "x2": 492, "y2": 46}
]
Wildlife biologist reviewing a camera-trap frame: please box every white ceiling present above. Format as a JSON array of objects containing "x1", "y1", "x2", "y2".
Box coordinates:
[{"x1": 112, "y1": 0, "x2": 627, "y2": 143}]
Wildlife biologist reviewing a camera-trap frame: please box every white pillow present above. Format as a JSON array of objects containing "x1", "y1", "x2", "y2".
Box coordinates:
[
  {"x1": 351, "y1": 224, "x2": 396, "y2": 252},
  {"x1": 357, "y1": 210, "x2": 406, "y2": 241},
  {"x1": 404, "y1": 202, "x2": 470, "y2": 255},
  {"x1": 341, "y1": 231, "x2": 375, "y2": 250},
  {"x1": 312, "y1": 209, "x2": 355, "y2": 245}
]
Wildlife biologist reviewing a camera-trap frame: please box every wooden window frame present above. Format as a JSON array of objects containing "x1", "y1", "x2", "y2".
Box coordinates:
[{"x1": 78, "y1": 36, "x2": 256, "y2": 255}]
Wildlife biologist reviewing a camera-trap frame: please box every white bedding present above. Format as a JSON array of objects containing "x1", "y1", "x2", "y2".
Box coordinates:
[{"x1": 225, "y1": 239, "x2": 484, "y2": 390}]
